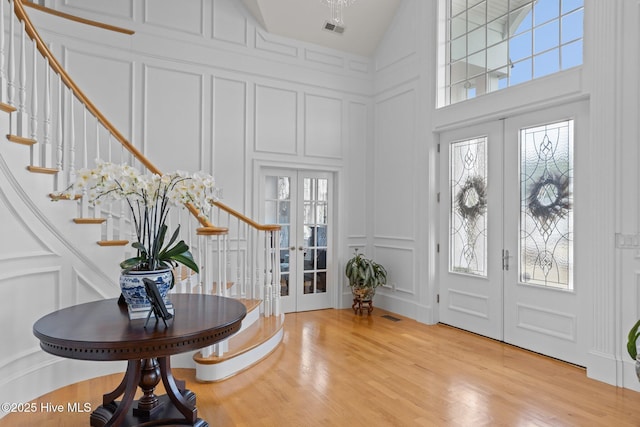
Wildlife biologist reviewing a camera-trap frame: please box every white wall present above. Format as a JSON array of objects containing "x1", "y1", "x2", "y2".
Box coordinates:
[
  {"x1": 370, "y1": 0, "x2": 640, "y2": 391},
  {"x1": 0, "y1": 0, "x2": 375, "y2": 411},
  {"x1": 4, "y1": 0, "x2": 640, "y2": 409}
]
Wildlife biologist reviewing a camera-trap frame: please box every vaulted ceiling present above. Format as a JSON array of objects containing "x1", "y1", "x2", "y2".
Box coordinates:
[{"x1": 240, "y1": 0, "x2": 402, "y2": 57}]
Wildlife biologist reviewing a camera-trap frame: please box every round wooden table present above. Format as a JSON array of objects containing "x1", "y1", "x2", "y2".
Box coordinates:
[{"x1": 33, "y1": 293, "x2": 247, "y2": 427}]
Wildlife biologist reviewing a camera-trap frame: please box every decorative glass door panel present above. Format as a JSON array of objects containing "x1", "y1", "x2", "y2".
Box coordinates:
[
  {"x1": 520, "y1": 120, "x2": 573, "y2": 289},
  {"x1": 261, "y1": 169, "x2": 332, "y2": 313},
  {"x1": 303, "y1": 177, "x2": 328, "y2": 295},
  {"x1": 264, "y1": 175, "x2": 291, "y2": 297},
  {"x1": 450, "y1": 137, "x2": 488, "y2": 277}
]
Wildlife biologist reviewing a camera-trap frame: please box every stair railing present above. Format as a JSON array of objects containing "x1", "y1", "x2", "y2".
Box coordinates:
[{"x1": 4, "y1": 0, "x2": 281, "y2": 317}]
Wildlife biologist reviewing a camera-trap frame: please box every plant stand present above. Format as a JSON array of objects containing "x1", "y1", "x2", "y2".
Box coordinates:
[{"x1": 352, "y1": 296, "x2": 373, "y2": 315}]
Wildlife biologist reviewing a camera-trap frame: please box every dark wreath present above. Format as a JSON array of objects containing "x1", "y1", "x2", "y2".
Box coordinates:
[
  {"x1": 527, "y1": 173, "x2": 571, "y2": 223},
  {"x1": 455, "y1": 175, "x2": 487, "y2": 222}
]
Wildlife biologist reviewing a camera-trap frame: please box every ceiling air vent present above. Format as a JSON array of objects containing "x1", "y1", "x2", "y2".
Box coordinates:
[{"x1": 323, "y1": 21, "x2": 345, "y2": 34}]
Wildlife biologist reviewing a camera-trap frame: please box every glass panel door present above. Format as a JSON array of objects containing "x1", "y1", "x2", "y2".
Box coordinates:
[{"x1": 262, "y1": 169, "x2": 332, "y2": 313}]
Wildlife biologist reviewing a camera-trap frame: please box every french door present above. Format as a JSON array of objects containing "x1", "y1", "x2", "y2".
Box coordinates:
[
  {"x1": 439, "y1": 101, "x2": 587, "y2": 366},
  {"x1": 261, "y1": 168, "x2": 332, "y2": 313}
]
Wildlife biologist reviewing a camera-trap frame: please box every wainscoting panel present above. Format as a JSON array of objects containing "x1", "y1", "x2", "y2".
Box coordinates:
[
  {"x1": 0, "y1": 188, "x2": 55, "y2": 261},
  {"x1": 61, "y1": 0, "x2": 134, "y2": 21},
  {"x1": 346, "y1": 102, "x2": 368, "y2": 239},
  {"x1": 143, "y1": 65, "x2": 204, "y2": 172},
  {"x1": 254, "y1": 84, "x2": 297, "y2": 154},
  {"x1": 374, "y1": 245, "x2": 415, "y2": 295},
  {"x1": 304, "y1": 94, "x2": 342, "y2": 159},
  {"x1": 0, "y1": 268, "x2": 61, "y2": 367},
  {"x1": 374, "y1": 88, "x2": 416, "y2": 240},
  {"x1": 515, "y1": 303, "x2": 577, "y2": 342},
  {"x1": 448, "y1": 289, "x2": 490, "y2": 319},
  {"x1": 304, "y1": 49, "x2": 345, "y2": 68},
  {"x1": 213, "y1": 77, "x2": 247, "y2": 213},
  {"x1": 63, "y1": 47, "x2": 134, "y2": 140},
  {"x1": 255, "y1": 30, "x2": 299, "y2": 58},
  {"x1": 72, "y1": 267, "x2": 109, "y2": 306},
  {"x1": 212, "y1": 0, "x2": 248, "y2": 46},
  {"x1": 143, "y1": 0, "x2": 205, "y2": 36}
]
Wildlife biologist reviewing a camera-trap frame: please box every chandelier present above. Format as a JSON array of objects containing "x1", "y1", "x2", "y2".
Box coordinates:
[{"x1": 321, "y1": 0, "x2": 357, "y2": 26}]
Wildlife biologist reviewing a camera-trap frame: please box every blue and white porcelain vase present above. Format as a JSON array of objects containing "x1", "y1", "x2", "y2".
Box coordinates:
[{"x1": 119, "y1": 268, "x2": 173, "y2": 320}]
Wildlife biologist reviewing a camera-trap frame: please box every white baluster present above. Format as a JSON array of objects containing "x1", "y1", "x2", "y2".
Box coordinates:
[
  {"x1": 95, "y1": 121, "x2": 100, "y2": 161},
  {"x1": 263, "y1": 231, "x2": 272, "y2": 317},
  {"x1": 0, "y1": 0, "x2": 8, "y2": 104},
  {"x1": 7, "y1": 0, "x2": 15, "y2": 109},
  {"x1": 68, "y1": 92, "x2": 75, "y2": 186},
  {"x1": 54, "y1": 76, "x2": 63, "y2": 191},
  {"x1": 237, "y1": 217, "x2": 243, "y2": 298},
  {"x1": 30, "y1": 39, "x2": 37, "y2": 139},
  {"x1": 42, "y1": 58, "x2": 51, "y2": 168},
  {"x1": 16, "y1": 20, "x2": 27, "y2": 136},
  {"x1": 273, "y1": 229, "x2": 281, "y2": 316},
  {"x1": 82, "y1": 108, "x2": 87, "y2": 167}
]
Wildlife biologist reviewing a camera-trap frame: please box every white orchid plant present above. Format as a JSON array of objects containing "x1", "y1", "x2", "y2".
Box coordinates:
[{"x1": 58, "y1": 160, "x2": 217, "y2": 275}]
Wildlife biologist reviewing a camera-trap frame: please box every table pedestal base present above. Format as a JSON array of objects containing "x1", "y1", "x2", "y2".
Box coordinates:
[
  {"x1": 90, "y1": 357, "x2": 205, "y2": 427},
  {"x1": 90, "y1": 393, "x2": 207, "y2": 427}
]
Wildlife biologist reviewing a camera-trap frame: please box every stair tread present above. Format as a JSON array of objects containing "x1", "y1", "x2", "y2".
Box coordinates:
[
  {"x1": 73, "y1": 218, "x2": 106, "y2": 224},
  {"x1": 0, "y1": 103, "x2": 16, "y2": 113},
  {"x1": 193, "y1": 313, "x2": 284, "y2": 364},
  {"x1": 97, "y1": 240, "x2": 129, "y2": 246},
  {"x1": 50, "y1": 192, "x2": 81, "y2": 200},
  {"x1": 27, "y1": 165, "x2": 58, "y2": 174},
  {"x1": 7, "y1": 134, "x2": 36, "y2": 146}
]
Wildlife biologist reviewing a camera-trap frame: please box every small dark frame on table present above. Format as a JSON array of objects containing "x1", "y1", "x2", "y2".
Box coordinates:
[{"x1": 143, "y1": 278, "x2": 173, "y2": 328}]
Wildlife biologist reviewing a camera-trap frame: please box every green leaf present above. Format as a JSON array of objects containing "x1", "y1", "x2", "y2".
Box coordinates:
[
  {"x1": 170, "y1": 251, "x2": 199, "y2": 273},
  {"x1": 628, "y1": 319, "x2": 640, "y2": 360},
  {"x1": 120, "y1": 256, "x2": 143, "y2": 270}
]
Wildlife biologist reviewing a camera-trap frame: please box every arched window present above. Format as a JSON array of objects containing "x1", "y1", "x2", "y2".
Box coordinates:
[{"x1": 440, "y1": 0, "x2": 584, "y2": 106}]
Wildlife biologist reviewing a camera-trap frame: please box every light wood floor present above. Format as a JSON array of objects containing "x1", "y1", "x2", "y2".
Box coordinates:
[{"x1": 3, "y1": 308, "x2": 640, "y2": 426}]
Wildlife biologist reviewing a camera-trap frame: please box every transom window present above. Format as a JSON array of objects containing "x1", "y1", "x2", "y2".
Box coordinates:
[{"x1": 440, "y1": 0, "x2": 584, "y2": 106}]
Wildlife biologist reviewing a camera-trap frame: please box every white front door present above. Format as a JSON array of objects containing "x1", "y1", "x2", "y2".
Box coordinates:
[
  {"x1": 261, "y1": 168, "x2": 332, "y2": 313},
  {"x1": 439, "y1": 101, "x2": 587, "y2": 366},
  {"x1": 439, "y1": 121, "x2": 504, "y2": 340}
]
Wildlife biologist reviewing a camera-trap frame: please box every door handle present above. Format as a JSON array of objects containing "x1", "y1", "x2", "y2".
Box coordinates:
[
  {"x1": 298, "y1": 246, "x2": 304, "y2": 251},
  {"x1": 290, "y1": 246, "x2": 295, "y2": 251},
  {"x1": 502, "y1": 249, "x2": 511, "y2": 271}
]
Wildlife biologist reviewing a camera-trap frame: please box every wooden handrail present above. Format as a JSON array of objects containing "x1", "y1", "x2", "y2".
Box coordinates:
[
  {"x1": 213, "y1": 201, "x2": 281, "y2": 232},
  {"x1": 23, "y1": 2, "x2": 134, "y2": 35},
  {"x1": 13, "y1": 0, "x2": 213, "y2": 228}
]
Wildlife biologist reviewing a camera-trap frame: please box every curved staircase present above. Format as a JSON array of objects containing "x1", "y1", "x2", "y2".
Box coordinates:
[{"x1": 1, "y1": 0, "x2": 284, "y2": 386}]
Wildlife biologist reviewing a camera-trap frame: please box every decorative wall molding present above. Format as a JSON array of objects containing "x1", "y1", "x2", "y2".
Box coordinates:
[
  {"x1": 254, "y1": 84, "x2": 298, "y2": 155},
  {"x1": 374, "y1": 88, "x2": 416, "y2": 240},
  {"x1": 142, "y1": 64, "x2": 205, "y2": 172},
  {"x1": 61, "y1": 0, "x2": 134, "y2": 21},
  {"x1": 515, "y1": 303, "x2": 577, "y2": 342},
  {"x1": 303, "y1": 93, "x2": 342, "y2": 159},
  {"x1": 304, "y1": 49, "x2": 344, "y2": 68},
  {"x1": 212, "y1": 0, "x2": 248, "y2": 46},
  {"x1": 255, "y1": 30, "x2": 298, "y2": 58},
  {"x1": 374, "y1": 244, "x2": 415, "y2": 295},
  {"x1": 448, "y1": 289, "x2": 490, "y2": 319},
  {"x1": 143, "y1": 0, "x2": 205, "y2": 37},
  {"x1": 213, "y1": 76, "x2": 248, "y2": 214}
]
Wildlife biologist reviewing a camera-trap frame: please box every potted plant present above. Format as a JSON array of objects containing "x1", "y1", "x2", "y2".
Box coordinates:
[
  {"x1": 59, "y1": 160, "x2": 217, "y2": 318},
  {"x1": 628, "y1": 319, "x2": 640, "y2": 381},
  {"x1": 345, "y1": 249, "x2": 387, "y2": 307}
]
